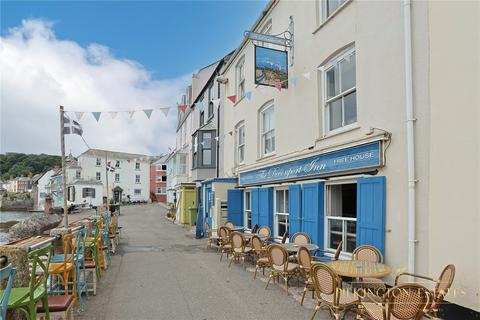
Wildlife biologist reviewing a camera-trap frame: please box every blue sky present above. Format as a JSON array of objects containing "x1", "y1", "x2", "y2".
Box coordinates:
[{"x1": 1, "y1": 0, "x2": 266, "y2": 80}]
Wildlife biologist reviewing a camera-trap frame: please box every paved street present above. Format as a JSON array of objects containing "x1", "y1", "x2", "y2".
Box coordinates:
[{"x1": 76, "y1": 203, "x2": 351, "y2": 320}]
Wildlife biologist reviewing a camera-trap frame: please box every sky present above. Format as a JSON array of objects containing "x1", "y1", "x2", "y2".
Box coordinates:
[{"x1": 0, "y1": 1, "x2": 266, "y2": 156}]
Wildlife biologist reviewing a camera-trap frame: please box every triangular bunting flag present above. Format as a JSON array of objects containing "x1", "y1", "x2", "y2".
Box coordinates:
[
  {"x1": 195, "y1": 101, "x2": 204, "y2": 110},
  {"x1": 228, "y1": 131, "x2": 233, "y2": 136},
  {"x1": 178, "y1": 105, "x2": 187, "y2": 113},
  {"x1": 212, "y1": 99, "x2": 221, "y2": 108},
  {"x1": 303, "y1": 72, "x2": 311, "y2": 80},
  {"x1": 143, "y1": 109, "x2": 153, "y2": 119},
  {"x1": 110, "y1": 112, "x2": 118, "y2": 119},
  {"x1": 227, "y1": 95, "x2": 237, "y2": 104},
  {"x1": 289, "y1": 76, "x2": 298, "y2": 86},
  {"x1": 160, "y1": 107, "x2": 170, "y2": 117},
  {"x1": 92, "y1": 112, "x2": 101, "y2": 122},
  {"x1": 275, "y1": 82, "x2": 282, "y2": 91},
  {"x1": 128, "y1": 111, "x2": 135, "y2": 118},
  {"x1": 245, "y1": 91, "x2": 252, "y2": 101},
  {"x1": 75, "y1": 112, "x2": 84, "y2": 121}
]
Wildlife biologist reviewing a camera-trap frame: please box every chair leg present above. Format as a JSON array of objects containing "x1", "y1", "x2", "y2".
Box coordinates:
[
  {"x1": 265, "y1": 273, "x2": 273, "y2": 290},
  {"x1": 253, "y1": 266, "x2": 258, "y2": 279},
  {"x1": 42, "y1": 295, "x2": 49, "y2": 320},
  {"x1": 228, "y1": 254, "x2": 234, "y2": 267},
  {"x1": 284, "y1": 276, "x2": 289, "y2": 295},
  {"x1": 301, "y1": 287, "x2": 307, "y2": 306},
  {"x1": 310, "y1": 305, "x2": 320, "y2": 320}
]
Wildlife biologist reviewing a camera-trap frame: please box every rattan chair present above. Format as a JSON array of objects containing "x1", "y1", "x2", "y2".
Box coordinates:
[
  {"x1": 218, "y1": 226, "x2": 232, "y2": 261},
  {"x1": 224, "y1": 221, "x2": 234, "y2": 229},
  {"x1": 297, "y1": 246, "x2": 315, "y2": 306},
  {"x1": 258, "y1": 226, "x2": 271, "y2": 241},
  {"x1": 359, "y1": 283, "x2": 430, "y2": 320},
  {"x1": 291, "y1": 232, "x2": 311, "y2": 245},
  {"x1": 281, "y1": 231, "x2": 288, "y2": 244},
  {"x1": 310, "y1": 263, "x2": 359, "y2": 320},
  {"x1": 313, "y1": 240, "x2": 343, "y2": 262},
  {"x1": 352, "y1": 245, "x2": 386, "y2": 294},
  {"x1": 205, "y1": 222, "x2": 220, "y2": 248},
  {"x1": 229, "y1": 232, "x2": 253, "y2": 268},
  {"x1": 251, "y1": 224, "x2": 259, "y2": 234},
  {"x1": 251, "y1": 235, "x2": 270, "y2": 279},
  {"x1": 395, "y1": 264, "x2": 455, "y2": 319},
  {"x1": 265, "y1": 244, "x2": 299, "y2": 295}
]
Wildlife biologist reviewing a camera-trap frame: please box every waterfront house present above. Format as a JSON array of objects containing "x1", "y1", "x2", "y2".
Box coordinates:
[
  {"x1": 32, "y1": 168, "x2": 57, "y2": 211},
  {"x1": 219, "y1": 0, "x2": 478, "y2": 316}
]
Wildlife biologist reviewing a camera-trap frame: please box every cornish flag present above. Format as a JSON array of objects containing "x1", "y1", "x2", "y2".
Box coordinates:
[
  {"x1": 106, "y1": 162, "x2": 116, "y2": 172},
  {"x1": 63, "y1": 116, "x2": 83, "y2": 136}
]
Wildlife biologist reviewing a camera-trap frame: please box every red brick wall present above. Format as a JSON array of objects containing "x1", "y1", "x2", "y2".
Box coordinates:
[{"x1": 150, "y1": 163, "x2": 167, "y2": 202}]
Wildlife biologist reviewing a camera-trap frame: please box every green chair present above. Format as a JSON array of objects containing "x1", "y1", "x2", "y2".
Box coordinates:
[
  {"x1": 85, "y1": 219, "x2": 102, "y2": 280},
  {"x1": 3, "y1": 245, "x2": 52, "y2": 320}
]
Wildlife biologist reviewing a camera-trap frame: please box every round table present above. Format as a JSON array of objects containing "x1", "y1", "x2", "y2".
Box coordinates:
[
  {"x1": 281, "y1": 243, "x2": 319, "y2": 253},
  {"x1": 326, "y1": 260, "x2": 391, "y2": 278},
  {"x1": 241, "y1": 233, "x2": 269, "y2": 241},
  {"x1": 230, "y1": 226, "x2": 244, "y2": 232}
]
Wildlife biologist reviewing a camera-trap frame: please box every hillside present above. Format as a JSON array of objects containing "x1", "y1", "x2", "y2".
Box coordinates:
[{"x1": 0, "y1": 153, "x2": 61, "y2": 180}]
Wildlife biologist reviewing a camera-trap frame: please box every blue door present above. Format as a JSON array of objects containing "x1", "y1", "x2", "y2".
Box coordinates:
[
  {"x1": 227, "y1": 189, "x2": 244, "y2": 226},
  {"x1": 258, "y1": 188, "x2": 274, "y2": 233},
  {"x1": 204, "y1": 184, "x2": 212, "y2": 230},
  {"x1": 288, "y1": 185, "x2": 302, "y2": 238},
  {"x1": 356, "y1": 176, "x2": 386, "y2": 255},
  {"x1": 302, "y1": 182, "x2": 325, "y2": 248},
  {"x1": 251, "y1": 188, "x2": 260, "y2": 226}
]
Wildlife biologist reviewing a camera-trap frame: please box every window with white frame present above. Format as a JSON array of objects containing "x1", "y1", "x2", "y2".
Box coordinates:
[
  {"x1": 260, "y1": 103, "x2": 275, "y2": 156},
  {"x1": 322, "y1": 48, "x2": 356, "y2": 133},
  {"x1": 321, "y1": 0, "x2": 348, "y2": 21},
  {"x1": 244, "y1": 190, "x2": 252, "y2": 229},
  {"x1": 115, "y1": 173, "x2": 120, "y2": 182},
  {"x1": 208, "y1": 83, "x2": 215, "y2": 101},
  {"x1": 274, "y1": 189, "x2": 289, "y2": 239},
  {"x1": 236, "y1": 122, "x2": 245, "y2": 165},
  {"x1": 156, "y1": 175, "x2": 162, "y2": 182},
  {"x1": 115, "y1": 160, "x2": 120, "y2": 168},
  {"x1": 162, "y1": 164, "x2": 167, "y2": 170},
  {"x1": 236, "y1": 57, "x2": 245, "y2": 100},
  {"x1": 201, "y1": 131, "x2": 213, "y2": 166},
  {"x1": 135, "y1": 175, "x2": 140, "y2": 183},
  {"x1": 96, "y1": 172, "x2": 101, "y2": 181},
  {"x1": 325, "y1": 183, "x2": 357, "y2": 253},
  {"x1": 135, "y1": 162, "x2": 140, "y2": 170},
  {"x1": 76, "y1": 170, "x2": 81, "y2": 179},
  {"x1": 161, "y1": 176, "x2": 167, "y2": 182},
  {"x1": 134, "y1": 189, "x2": 141, "y2": 195},
  {"x1": 156, "y1": 164, "x2": 162, "y2": 171},
  {"x1": 156, "y1": 187, "x2": 166, "y2": 194},
  {"x1": 96, "y1": 158, "x2": 101, "y2": 166},
  {"x1": 179, "y1": 154, "x2": 187, "y2": 174}
]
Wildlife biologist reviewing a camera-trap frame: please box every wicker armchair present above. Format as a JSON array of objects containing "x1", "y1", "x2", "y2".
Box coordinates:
[
  {"x1": 218, "y1": 226, "x2": 232, "y2": 261},
  {"x1": 251, "y1": 224, "x2": 259, "y2": 234},
  {"x1": 258, "y1": 226, "x2": 271, "y2": 241},
  {"x1": 205, "y1": 222, "x2": 220, "y2": 248},
  {"x1": 224, "y1": 221, "x2": 234, "y2": 229},
  {"x1": 265, "y1": 244, "x2": 299, "y2": 295},
  {"x1": 395, "y1": 264, "x2": 455, "y2": 319},
  {"x1": 281, "y1": 231, "x2": 288, "y2": 244},
  {"x1": 313, "y1": 240, "x2": 343, "y2": 262},
  {"x1": 291, "y1": 232, "x2": 311, "y2": 244},
  {"x1": 359, "y1": 283, "x2": 430, "y2": 320},
  {"x1": 251, "y1": 235, "x2": 269, "y2": 279},
  {"x1": 297, "y1": 246, "x2": 315, "y2": 306},
  {"x1": 352, "y1": 245, "x2": 386, "y2": 294},
  {"x1": 310, "y1": 263, "x2": 359, "y2": 320},
  {"x1": 229, "y1": 232, "x2": 253, "y2": 268}
]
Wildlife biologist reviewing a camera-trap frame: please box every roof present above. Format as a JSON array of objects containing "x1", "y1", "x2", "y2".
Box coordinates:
[
  {"x1": 152, "y1": 154, "x2": 169, "y2": 165},
  {"x1": 77, "y1": 149, "x2": 149, "y2": 160}
]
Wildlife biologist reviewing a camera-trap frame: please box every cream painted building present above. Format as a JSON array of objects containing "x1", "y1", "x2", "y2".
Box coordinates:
[{"x1": 220, "y1": 0, "x2": 479, "y2": 315}]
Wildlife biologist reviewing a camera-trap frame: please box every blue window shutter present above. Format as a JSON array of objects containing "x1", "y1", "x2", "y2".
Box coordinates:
[
  {"x1": 227, "y1": 189, "x2": 243, "y2": 226},
  {"x1": 258, "y1": 188, "x2": 274, "y2": 232},
  {"x1": 251, "y1": 188, "x2": 260, "y2": 226},
  {"x1": 301, "y1": 182, "x2": 325, "y2": 248},
  {"x1": 356, "y1": 176, "x2": 386, "y2": 255},
  {"x1": 288, "y1": 185, "x2": 302, "y2": 237}
]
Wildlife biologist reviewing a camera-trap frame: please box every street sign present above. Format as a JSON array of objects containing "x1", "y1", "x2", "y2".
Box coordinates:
[{"x1": 244, "y1": 31, "x2": 290, "y2": 47}]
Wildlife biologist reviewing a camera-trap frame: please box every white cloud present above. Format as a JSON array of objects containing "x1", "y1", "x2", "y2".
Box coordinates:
[{"x1": 0, "y1": 19, "x2": 188, "y2": 156}]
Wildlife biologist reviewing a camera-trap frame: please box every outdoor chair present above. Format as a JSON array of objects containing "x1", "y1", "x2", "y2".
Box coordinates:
[
  {"x1": 74, "y1": 227, "x2": 88, "y2": 311},
  {"x1": 85, "y1": 219, "x2": 102, "y2": 280},
  {"x1": 251, "y1": 235, "x2": 269, "y2": 279},
  {"x1": 3, "y1": 245, "x2": 52, "y2": 320},
  {"x1": 218, "y1": 226, "x2": 232, "y2": 261},
  {"x1": 352, "y1": 245, "x2": 386, "y2": 294},
  {"x1": 48, "y1": 233, "x2": 77, "y2": 304},
  {"x1": 205, "y1": 222, "x2": 220, "y2": 248},
  {"x1": 313, "y1": 240, "x2": 344, "y2": 262},
  {"x1": 109, "y1": 213, "x2": 119, "y2": 253},
  {"x1": 310, "y1": 263, "x2": 359, "y2": 320},
  {"x1": 251, "y1": 224, "x2": 259, "y2": 234},
  {"x1": 37, "y1": 294, "x2": 74, "y2": 320},
  {"x1": 291, "y1": 232, "x2": 311, "y2": 245},
  {"x1": 359, "y1": 283, "x2": 430, "y2": 320},
  {"x1": 395, "y1": 264, "x2": 455, "y2": 319},
  {"x1": 0, "y1": 264, "x2": 16, "y2": 320},
  {"x1": 281, "y1": 231, "x2": 288, "y2": 244},
  {"x1": 224, "y1": 221, "x2": 234, "y2": 229},
  {"x1": 265, "y1": 244, "x2": 299, "y2": 295},
  {"x1": 258, "y1": 226, "x2": 271, "y2": 241},
  {"x1": 228, "y1": 232, "x2": 252, "y2": 268}
]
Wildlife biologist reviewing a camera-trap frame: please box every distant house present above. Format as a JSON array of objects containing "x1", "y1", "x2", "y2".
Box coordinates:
[
  {"x1": 150, "y1": 155, "x2": 168, "y2": 202},
  {"x1": 16, "y1": 177, "x2": 33, "y2": 193},
  {"x1": 32, "y1": 168, "x2": 57, "y2": 211}
]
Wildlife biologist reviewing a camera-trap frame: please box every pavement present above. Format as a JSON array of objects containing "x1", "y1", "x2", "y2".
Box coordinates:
[{"x1": 76, "y1": 203, "x2": 356, "y2": 320}]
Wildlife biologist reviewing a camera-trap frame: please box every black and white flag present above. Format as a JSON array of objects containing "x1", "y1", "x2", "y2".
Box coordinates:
[
  {"x1": 63, "y1": 116, "x2": 83, "y2": 136},
  {"x1": 106, "y1": 162, "x2": 116, "y2": 172}
]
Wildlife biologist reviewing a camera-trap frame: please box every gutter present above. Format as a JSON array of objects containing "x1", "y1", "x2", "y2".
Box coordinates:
[{"x1": 403, "y1": 0, "x2": 417, "y2": 274}]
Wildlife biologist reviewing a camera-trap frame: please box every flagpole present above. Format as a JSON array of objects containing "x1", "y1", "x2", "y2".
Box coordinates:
[{"x1": 60, "y1": 106, "x2": 68, "y2": 226}]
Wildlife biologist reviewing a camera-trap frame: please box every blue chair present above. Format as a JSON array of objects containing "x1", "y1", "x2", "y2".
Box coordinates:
[
  {"x1": 74, "y1": 227, "x2": 88, "y2": 312},
  {"x1": 0, "y1": 264, "x2": 16, "y2": 320}
]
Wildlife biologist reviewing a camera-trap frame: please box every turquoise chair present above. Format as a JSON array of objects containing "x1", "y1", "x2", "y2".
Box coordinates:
[
  {"x1": 74, "y1": 227, "x2": 88, "y2": 312},
  {"x1": 0, "y1": 264, "x2": 16, "y2": 320}
]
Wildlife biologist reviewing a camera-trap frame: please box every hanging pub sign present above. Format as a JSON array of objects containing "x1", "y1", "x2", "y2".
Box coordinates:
[{"x1": 254, "y1": 46, "x2": 288, "y2": 89}]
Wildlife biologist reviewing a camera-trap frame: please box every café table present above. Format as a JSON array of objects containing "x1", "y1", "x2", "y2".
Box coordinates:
[
  {"x1": 230, "y1": 226, "x2": 245, "y2": 232},
  {"x1": 325, "y1": 260, "x2": 391, "y2": 279},
  {"x1": 240, "y1": 232, "x2": 269, "y2": 241},
  {"x1": 281, "y1": 243, "x2": 319, "y2": 253}
]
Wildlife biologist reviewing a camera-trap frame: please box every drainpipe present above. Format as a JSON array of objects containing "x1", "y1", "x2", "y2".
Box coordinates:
[{"x1": 403, "y1": 0, "x2": 416, "y2": 274}]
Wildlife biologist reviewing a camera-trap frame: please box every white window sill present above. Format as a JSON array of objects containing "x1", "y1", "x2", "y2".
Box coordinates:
[
  {"x1": 313, "y1": 0, "x2": 353, "y2": 35},
  {"x1": 256, "y1": 152, "x2": 276, "y2": 162},
  {"x1": 319, "y1": 124, "x2": 360, "y2": 141}
]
